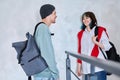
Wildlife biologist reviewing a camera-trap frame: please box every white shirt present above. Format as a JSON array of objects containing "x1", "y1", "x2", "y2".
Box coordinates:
[{"x1": 81, "y1": 26, "x2": 111, "y2": 74}]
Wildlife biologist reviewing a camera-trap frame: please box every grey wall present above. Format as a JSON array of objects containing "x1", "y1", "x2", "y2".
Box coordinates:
[{"x1": 0, "y1": 0, "x2": 120, "y2": 80}]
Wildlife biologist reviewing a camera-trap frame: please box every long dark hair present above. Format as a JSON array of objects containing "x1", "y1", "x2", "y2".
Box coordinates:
[{"x1": 81, "y1": 11, "x2": 97, "y2": 30}]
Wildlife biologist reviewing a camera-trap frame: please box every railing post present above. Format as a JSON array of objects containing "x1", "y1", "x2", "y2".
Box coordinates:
[{"x1": 66, "y1": 54, "x2": 71, "y2": 80}]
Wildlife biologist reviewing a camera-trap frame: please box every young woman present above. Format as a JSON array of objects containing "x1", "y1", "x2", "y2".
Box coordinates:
[{"x1": 76, "y1": 11, "x2": 111, "y2": 80}]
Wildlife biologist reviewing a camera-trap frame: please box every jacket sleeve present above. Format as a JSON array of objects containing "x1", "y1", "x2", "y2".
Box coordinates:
[
  {"x1": 77, "y1": 31, "x2": 84, "y2": 64},
  {"x1": 35, "y1": 25, "x2": 59, "y2": 79}
]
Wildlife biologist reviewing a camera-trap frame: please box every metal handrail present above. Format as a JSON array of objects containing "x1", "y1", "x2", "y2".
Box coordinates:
[
  {"x1": 65, "y1": 51, "x2": 120, "y2": 80},
  {"x1": 66, "y1": 54, "x2": 80, "y2": 80}
]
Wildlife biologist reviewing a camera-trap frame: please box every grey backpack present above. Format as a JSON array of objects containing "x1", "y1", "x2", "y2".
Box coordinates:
[{"x1": 12, "y1": 22, "x2": 48, "y2": 80}]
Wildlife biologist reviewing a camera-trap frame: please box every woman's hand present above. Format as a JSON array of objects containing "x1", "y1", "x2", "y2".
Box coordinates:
[
  {"x1": 92, "y1": 36, "x2": 104, "y2": 49},
  {"x1": 76, "y1": 63, "x2": 82, "y2": 76},
  {"x1": 92, "y1": 36, "x2": 98, "y2": 44}
]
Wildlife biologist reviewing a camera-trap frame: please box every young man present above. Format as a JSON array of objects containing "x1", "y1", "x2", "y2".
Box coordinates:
[{"x1": 33, "y1": 4, "x2": 59, "y2": 80}]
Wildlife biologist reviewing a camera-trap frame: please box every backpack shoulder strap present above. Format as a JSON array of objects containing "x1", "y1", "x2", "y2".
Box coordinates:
[
  {"x1": 33, "y1": 22, "x2": 45, "y2": 36},
  {"x1": 28, "y1": 76, "x2": 32, "y2": 80},
  {"x1": 95, "y1": 26, "x2": 108, "y2": 41}
]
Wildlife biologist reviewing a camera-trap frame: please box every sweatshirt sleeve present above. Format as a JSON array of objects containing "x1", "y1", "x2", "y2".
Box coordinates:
[{"x1": 35, "y1": 24, "x2": 59, "y2": 79}]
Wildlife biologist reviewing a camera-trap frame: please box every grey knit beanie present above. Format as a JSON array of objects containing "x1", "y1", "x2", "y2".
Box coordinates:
[{"x1": 40, "y1": 4, "x2": 55, "y2": 19}]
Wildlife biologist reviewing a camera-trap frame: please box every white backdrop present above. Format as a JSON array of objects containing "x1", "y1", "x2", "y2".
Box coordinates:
[{"x1": 0, "y1": 0, "x2": 120, "y2": 80}]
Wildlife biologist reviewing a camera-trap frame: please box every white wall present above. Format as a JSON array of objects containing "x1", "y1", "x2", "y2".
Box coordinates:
[{"x1": 0, "y1": 0, "x2": 120, "y2": 80}]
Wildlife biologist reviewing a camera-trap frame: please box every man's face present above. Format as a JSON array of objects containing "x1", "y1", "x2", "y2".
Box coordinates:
[{"x1": 50, "y1": 10, "x2": 57, "y2": 23}]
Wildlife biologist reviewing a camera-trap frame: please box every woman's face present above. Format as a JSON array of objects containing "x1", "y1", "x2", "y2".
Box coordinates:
[{"x1": 82, "y1": 16, "x2": 92, "y2": 27}]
